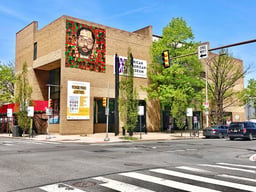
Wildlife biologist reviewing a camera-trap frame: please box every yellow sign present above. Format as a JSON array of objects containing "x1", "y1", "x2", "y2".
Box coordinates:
[{"x1": 67, "y1": 81, "x2": 90, "y2": 120}]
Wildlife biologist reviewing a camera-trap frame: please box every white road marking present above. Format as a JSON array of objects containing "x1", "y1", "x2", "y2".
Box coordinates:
[
  {"x1": 199, "y1": 164, "x2": 256, "y2": 173},
  {"x1": 3, "y1": 143, "x2": 14, "y2": 146},
  {"x1": 40, "y1": 183, "x2": 85, "y2": 192},
  {"x1": 218, "y1": 174, "x2": 256, "y2": 183},
  {"x1": 217, "y1": 162, "x2": 256, "y2": 169},
  {"x1": 151, "y1": 168, "x2": 256, "y2": 192},
  {"x1": 120, "y1": 172, "x2": 221, "y2": 192},
  {"x1": 94, "y1": 176, "x2": 155, "y2": 192},
  {"x1": 249, "y1": 154, "x2": 256, "y2": 161},
  {"x1": 176, "y1": 166, "x2": 213, "y2": 173}
]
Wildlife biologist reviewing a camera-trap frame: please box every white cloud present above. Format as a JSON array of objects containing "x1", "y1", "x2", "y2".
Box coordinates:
[{"x1": 0, "y1": 5, "x2": 29, "y2": 23}]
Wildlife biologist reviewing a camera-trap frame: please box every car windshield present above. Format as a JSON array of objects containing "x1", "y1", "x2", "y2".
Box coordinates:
[{"x1": 229, "y1": 123, "x2": 243, "y2": 129}]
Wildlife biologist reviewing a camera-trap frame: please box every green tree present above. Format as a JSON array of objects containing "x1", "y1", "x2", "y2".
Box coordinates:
[
  {"x1": 239, "y1": 78, "x2": 256, "y2": 118},
  {"x1": 146, "y1": 17, "x2": 204, "y2": 130},
  {"x1": 0, "y1": 61, "x2": 15, "y2": 105},
  {"x1": 119, "y1": 48, "x2": 138, "y2": 136},
  {"x1": 15, "y1": 62, "x2": 32, "y2": 132},
  {"x1": 207, "y1": 49, "x2": 249, "y2": 124}
]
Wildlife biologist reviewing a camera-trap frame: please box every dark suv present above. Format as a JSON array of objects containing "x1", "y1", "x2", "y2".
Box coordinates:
[{"x1": 228, "y1": 121, "x2": 256, "y2": 140}]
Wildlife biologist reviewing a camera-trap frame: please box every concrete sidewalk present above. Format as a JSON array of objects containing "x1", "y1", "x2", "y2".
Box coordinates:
[{"x1": 0, "y1": 131, "x2": 203, "y2": 143}]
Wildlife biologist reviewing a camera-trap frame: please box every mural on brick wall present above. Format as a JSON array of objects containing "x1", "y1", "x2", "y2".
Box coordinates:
[{"x1": 65, "y1": 20, "x2": 106, "y2": 72}]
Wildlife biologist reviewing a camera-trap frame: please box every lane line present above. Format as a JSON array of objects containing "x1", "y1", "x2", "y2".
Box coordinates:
[
  {"x1": 217, "y1": 162, "x2": 256, "y2": 169},
  {"x1": 151, "y1": 168, "x2": 256, "y2": 192},
  {"x1": 94, "y1": 176, "x2": 155, "y2": 192},
  {"x1": 120, "y1": 172, "x2": 221, "y2": 192},
  {"x1": 218, "y1": 174, "x2": 256, "y2": 183}
]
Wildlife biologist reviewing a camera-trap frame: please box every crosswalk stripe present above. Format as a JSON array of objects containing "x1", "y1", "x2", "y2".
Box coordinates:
[
  {"x1": 199, "y1": 164, "x2": 256, "y2": 173},
  {"x1": 94, "y1": 176, "x2": 155, "y2": 192},
  {"x1": 217, "y1": 162, "x2": 256, "y2": 169},
  {"x1": 120, "y1": 172, "x2": 221, "y2": 192},
  {"x1": 218, "y1": 174, "x2": 256, "y2": 183},
  {"x1": 176, "y1": 166, "x2": 213, "y2": 173},
  {"x1": 151, "y1": 168, "x2": 256, "y2": 192}
]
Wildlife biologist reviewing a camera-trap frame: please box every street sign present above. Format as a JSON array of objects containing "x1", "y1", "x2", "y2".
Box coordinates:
[
  {"x1": 46, "y1": 107, "x2": 53, "y2": 116},
  {"x1": 203, "y1": 102, "x2": 209, "y2": 108},
  {"x1": 138, "y1": 106, "x2": 144, "y2": 116},
  {"x1": 198, "y1": 44, "x2": 208, "y2": 59},
  {"x1": 186, "y1": 108, "x2": 193, "y2": 117},
  {"x1": 7, "y1": 109, "x2": 12, "y2": 117},
  {"x1": 27, "y1": 106, "x2": 34, "y2": 117}
]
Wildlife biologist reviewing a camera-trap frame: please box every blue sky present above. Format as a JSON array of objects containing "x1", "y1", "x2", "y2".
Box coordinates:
[{"x1": 0, "y1": 0, "x2": 255, "y2": 86}]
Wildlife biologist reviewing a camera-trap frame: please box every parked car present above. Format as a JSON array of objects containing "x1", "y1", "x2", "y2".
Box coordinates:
[
  {"x1": 228, "y1": 121, "x2": 256, "y2": 140},
  {"x1": 203, "y1": 125, "x2": 228, "y2": 138}
]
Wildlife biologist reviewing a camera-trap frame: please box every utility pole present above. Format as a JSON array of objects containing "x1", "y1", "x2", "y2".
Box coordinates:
[{"x1": 114, "y1": 54, "x2": 119, "y2": 136}]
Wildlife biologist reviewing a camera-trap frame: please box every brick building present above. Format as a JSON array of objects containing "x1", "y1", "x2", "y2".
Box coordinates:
[
  {"x1": 15, "y1": 15, "x2": 245, "y2": 135},
  {"x1": 15, "y1": 15, "x2": 160, "y2": 135}
]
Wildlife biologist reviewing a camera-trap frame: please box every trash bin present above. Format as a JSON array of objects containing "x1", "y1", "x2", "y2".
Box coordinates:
[{"x1": 12, "y1": 126, "x2": 22, "y2": 137}]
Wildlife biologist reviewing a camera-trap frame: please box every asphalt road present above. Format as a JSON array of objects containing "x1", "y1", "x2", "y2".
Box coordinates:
[{"x1": 1, "y1": 137, "x2": 256, "y2": 192}]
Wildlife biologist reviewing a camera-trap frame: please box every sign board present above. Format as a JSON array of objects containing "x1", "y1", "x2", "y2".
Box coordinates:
[
  {"x1": 7, "y1": 109, "x2": 12, "y2": 117},
  {"x1": 203, "y1": 102, "x2": 209, "y2": 108},
  {"x1": 186, "y1": 108, "x2": 193, "y2": 117},
  {"x1": 198, "y1": 44, "x2": 208, "y2": 59},
  {"x1": 27, "y1": 106, "x2": 34, "y2": 117},
  {"x1": 105, "y1": 107, "x2": 109, "y2": 116},
  {"x1": 67, "y1": 81, "x2": 90, "y2": 120},
  {"x1": 46, "y1": 108, "x2": 53, "y2": 116},
  {"x1": 114, "y1": 55, "x2": 147, "y2": 78},
  {"x1": 138, "y1": 106, "x2": 144, "y2": 116}
]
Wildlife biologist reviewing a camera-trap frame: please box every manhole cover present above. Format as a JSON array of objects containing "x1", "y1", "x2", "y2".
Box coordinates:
[{"x1": 73, "y1": 181, "x2": 96, "y2": 188}]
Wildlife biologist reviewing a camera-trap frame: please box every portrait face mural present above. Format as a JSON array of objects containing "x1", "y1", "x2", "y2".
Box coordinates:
[{"x1": 65, "y1": 20, "x2": 106, "y2": 72}]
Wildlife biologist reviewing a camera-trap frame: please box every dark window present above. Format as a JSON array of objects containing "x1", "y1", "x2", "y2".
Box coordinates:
[{"x1": 33, "y1": 42, "x2": 37, "y2": 60}]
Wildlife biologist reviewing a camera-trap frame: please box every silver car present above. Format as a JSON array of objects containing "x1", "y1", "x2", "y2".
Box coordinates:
[{"x1": 203, "y1": 125, "x2": 228, "y2": 138}]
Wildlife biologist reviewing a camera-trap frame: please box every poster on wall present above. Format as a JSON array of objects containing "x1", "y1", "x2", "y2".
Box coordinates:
[
  {"x1": 114, "y1": 55, "x2": 147, "y2": 78},
  {"x1": 65, "y1": 20, "x2": 106, "y2": 72},
  {"x1": 67, "y1": 81, "x2": 90, "y2": 120}
]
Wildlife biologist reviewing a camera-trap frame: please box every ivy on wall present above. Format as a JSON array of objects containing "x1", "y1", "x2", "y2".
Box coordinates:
[{"x1": 65, "y1": 20, "x2": 106, "y2": 72}]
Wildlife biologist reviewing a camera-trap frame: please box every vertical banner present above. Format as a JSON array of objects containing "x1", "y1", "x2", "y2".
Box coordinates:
[{"x1": 67, "y1": 81, "x2": 90, "y2": 120}]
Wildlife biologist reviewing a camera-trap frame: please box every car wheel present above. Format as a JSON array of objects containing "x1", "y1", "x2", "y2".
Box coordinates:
[
  {"x1": 229, "y1": 137, "x2": 234, "y2": 140},
  {"x1": 249, "y1": 133, "x2": 253, "y2": 141},
  {"x1": 218, "y1": 133, "x2": 223, "y2": 139}
]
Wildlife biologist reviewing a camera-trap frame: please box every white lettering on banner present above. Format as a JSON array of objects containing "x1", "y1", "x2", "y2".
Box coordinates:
[{"x1": 114, "y1": 55, "x2": 147, "y2": 78}]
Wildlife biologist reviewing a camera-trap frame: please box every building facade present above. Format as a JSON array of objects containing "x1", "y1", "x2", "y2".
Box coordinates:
[
  {"x1": 15, "y1": 15, "x2": 245, "y2": 135},
  {"x1": 15, "y1": 15, "x2": 161, "y2": 135}
]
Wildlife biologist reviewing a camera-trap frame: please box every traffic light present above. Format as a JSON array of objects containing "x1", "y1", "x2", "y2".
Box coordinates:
[
  {"x1": 102, "y1": 97, "x2": 106, "y2": 107},
  {"x1": 162, "y1": 50, "x2": 170, "y2": 68},
  {"x1": 48, "y1": 99, "x2": 52, "y2": 108}
]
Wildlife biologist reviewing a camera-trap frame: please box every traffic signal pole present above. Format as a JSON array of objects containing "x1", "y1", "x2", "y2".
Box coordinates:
[{"x1": 170, "y1": 38, "x2": 256, "y2": 60}]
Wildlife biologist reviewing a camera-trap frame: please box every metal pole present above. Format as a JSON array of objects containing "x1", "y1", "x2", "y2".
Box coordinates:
[
  {"x1": 205, "y1": 64, "x2": 209, "y2": 128},
  {"x1": 140, "y1": 115, "x2": 142, "y2": 139},
  {"x1": 104, "y1": 82, "x2": 110, "y2": 141},
  {"x1": 46, "y1": 85, "x2": 51, "y2": 139},
  {"x1": 114, "y1": 54, "x2": 119, "y2": 136}
]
